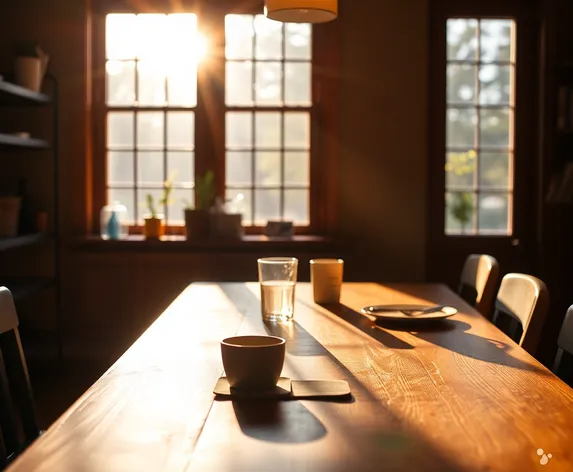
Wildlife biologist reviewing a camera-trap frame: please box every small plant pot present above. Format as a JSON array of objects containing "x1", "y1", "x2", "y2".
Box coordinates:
[
  {"x1": 143, "y1": 216, "x2": 164, "y2": 239},
  {"x1": 211, "y1": 213, "x2": 244, "y2": 239},
  {"x1": 185, "y1": 209, "x2": 210, "y2": 239}
]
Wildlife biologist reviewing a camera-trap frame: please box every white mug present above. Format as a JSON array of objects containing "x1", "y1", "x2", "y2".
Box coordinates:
[{"x1": 310, "y1": 259, "x2": 344, "y2": 304}]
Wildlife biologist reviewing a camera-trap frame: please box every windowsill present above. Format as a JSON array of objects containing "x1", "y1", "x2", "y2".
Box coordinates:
[{"x1": 72, "y1": 234, "x2": 338, "y2": 252}]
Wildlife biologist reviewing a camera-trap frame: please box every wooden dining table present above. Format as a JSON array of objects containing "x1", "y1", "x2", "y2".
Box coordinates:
[{"x1": 7, "y1": 282, "x2": 573, "y2": 472}]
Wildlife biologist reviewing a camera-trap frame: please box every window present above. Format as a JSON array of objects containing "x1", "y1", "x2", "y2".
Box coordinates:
[
  {"x1": 225, "y1": 15, "x2": 312, "y2": 225},
  {"x1": 445, "y1": 19, "x2": 515, "y2": 235},
  {"x1": 100, "y1": 10, "x2": 322, "y2": 232}
]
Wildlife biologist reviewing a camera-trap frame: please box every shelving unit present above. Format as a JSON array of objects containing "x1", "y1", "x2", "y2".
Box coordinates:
[{"x1": 0, "y1": 76, "x2": 61, "y2": 358}]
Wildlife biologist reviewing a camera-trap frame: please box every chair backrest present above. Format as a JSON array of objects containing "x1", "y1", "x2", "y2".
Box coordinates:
[
  {"x1": 0, "y1": 287, "x2": 39, "y2": 466},
  {"x1": 553, "y1": 305, "x2": 573, "y2": 385},
  {"x1": 458, "y1": 254, "x2": 500, "y2": 317},
  {"x1": 492, "y1": 274, "x2": 549, "y2": 354}
]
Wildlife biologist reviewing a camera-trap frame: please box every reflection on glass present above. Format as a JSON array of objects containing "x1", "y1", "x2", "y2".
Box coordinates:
[
  {"x1": 106, "y1": 61, "x2": 135, "y2": 105},
  {"x1": 226, "y1": 152, "x2": 253, "y2": 186},
  {"x1": 478, "y1": 194, "x2": 509, "y2": 233},
  {"x1": 227, "y1": 112, "x2": 253, "y2": 149},
  {"x1": 137, "y1": 112, "x2": 164, "y2": 149},
  {"x1": 108, "y1": 112, "x2": 134, "y2": 149},
  {"x1": 480, "y1": 20, "x2": 513, "y2": 62},
  {"x1": 447, "y1": 64, "x2": 475, "y2": 104},
  {"x1": 285, "y1": 23, "x2": 311, "y2": 60},
  {"x1": 256, "y1": 152, "x2": 281, "y2": 186},
  {"x1": 479, "y1": 65, "x2": 512, "y2": 105},
  {"x1": 480, "y1": 108, "x2": 510, "y2": 147},
  {"x1": 254, "y1": 189, "x2": 281, "y2": 224},
  {"x1": 108, "y1": 151, "x2": 134, "y2": 185},
  {"x1": 447, "y1": 19, "x2": 478, "y2": 61}
]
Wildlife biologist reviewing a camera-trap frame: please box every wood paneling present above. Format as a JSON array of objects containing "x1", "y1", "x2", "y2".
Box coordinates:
[{"x1": 7, "y1": 282, "x2": 573, "y2": 472}]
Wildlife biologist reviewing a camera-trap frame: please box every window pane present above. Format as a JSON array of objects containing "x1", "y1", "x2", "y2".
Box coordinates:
[
  {"x1": 226, "y1": 189, "x2": 252, "y2": 224},
  {"x1": 226, "y1": 15, "x2": 254, "y2": 60},
  {"x1": 106, "y1": 61, "x2": 135, "y2": 106},
  {"x1": 254, "y1": 189, "x2": 281, "y2": 224},
  {"x1": 479, "y1": 65, "x2": 512, "y2": 105},
  {"x1": 137, "y1": 61, "x2": 165, "y2": 106},
  {"x1": 480, "y1": 108, "x2": 511, "y2": 148},
  {"x1": 255, "y1": 62, "x2": 282, "y2": 106},
  {"x1": 479, "y1": 153, "x2": 511, "y2": 189},
  {"x1": 478, "y1": 194, "x2": 509, "y2": 233},
  {"x1": 136, "y1": 14, "x2": 168, "y2": 59},
  {"x1": 254, "y1": 15, "x2": 283, "y2": 60},
  {"x1": 285, "y1": 62, "x2": 311, "y2": 106},
  {"x1": 227, "y1": 112, "x2": 253, "y2": 149},
  {"x1": 137, "y1": 112, "x2": 164, "y2": 149},
  {"x1": 108, "y1": 112, "x2": 134, "y2": 149},
  {"x1": 226, "y1": 62, "x2": 253, "y2": 106},
  {"x1": 446, "y1": 108, "x2": 476, "y2": 148},
  {"x1": 285, "y1": 113, "x2": 310, "y2": 149},
  {"x1": 167, "y1": 61, "x2": 197, "y2": 107},
  {"x1": 447, "y1": 19, "x2": 478, "y2": 61},
  {"x1": 285, "y1": 152, "x2": 309, "y2": 186},
  {"x1": 480, "y1": 20, "x2": 513, "y2": 62},
  {"x1": 285, "y1": 189, "x2": 309, "y2": 224},
  {"x1": 445, "y1": 192, "x2": 476, "y2": 235},
  {"x1": 168, "y1": 151, "x2": 194, "y2": 187},
  {"x1": 169, "y1": 188, "x2": 193, "y2": 225},
  {"x1": 445, "y1": 150, "x2": 476, "y2": 189},
  {"x1": 256, "y1": 152, "x2": 281, "y2": 186},
  {"x1": 167, "y1": 112, "x2": 194, "y2": 150},
  {"x1": 447, "y1": 64, "x2": 475, "y2": 104},
  {"x1": 106, "y1": 14, "x2": 137, "y2": 59},
  {"x1": 256, "y1": 113, "x2": 281, "y2": 149},
  {"x1": 226, "y1": 152, "x2": 253, "y2": 186},
  {"x1": 285, "y1": 23, "x2": 311, "y2": 60},
  {"x1": 137, "y1": 151, "x2": 164, "y2": 186},
  {"x1": 108, "y1": 151, "x2": 134, "y2": 185},
  {"x1": 108, "y1": 188, "x2": 135, "y2": 223}
]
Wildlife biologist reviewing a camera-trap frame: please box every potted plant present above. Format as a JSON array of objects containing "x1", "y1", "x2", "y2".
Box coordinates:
[
  {"x1": 143, "y1": 179, "x2": 173, "y2": 239},
  {"x1": 14, "y1": 41, "x2": 49, "y2": 92},
  {"x1": 184, "y1": 171, "x2": 215, "y2": 239}
]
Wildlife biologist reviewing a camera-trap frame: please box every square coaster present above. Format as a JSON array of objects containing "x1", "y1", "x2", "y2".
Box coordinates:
[
  {"x1": 214, "y1": 377, "x2": 292, "y2": 399},
  {"x1": 291, "y1": 380, "x2": 351, "y2": 399}
]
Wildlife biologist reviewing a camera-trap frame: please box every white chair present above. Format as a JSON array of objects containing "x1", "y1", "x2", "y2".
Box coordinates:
[
  {"x1": 458, "y1": 254, "x2": 500, "y2": 317},
  {"x1": 492, "y1": 274, "x2": 549, "y2": 354}
]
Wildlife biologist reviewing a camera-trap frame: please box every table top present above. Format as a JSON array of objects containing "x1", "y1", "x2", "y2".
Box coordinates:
[{"x1": 8, "y1": 283, "x2": 573, "y2": 472}]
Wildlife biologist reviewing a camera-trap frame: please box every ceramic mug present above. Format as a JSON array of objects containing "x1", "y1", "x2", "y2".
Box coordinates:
[{"x1": 221, "y1": 335, "x2": 286, "y2": 391}]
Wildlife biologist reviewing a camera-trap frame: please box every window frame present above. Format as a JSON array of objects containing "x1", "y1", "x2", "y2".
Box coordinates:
[{"x1": 90, "y1": 1, "x2": 340, "y2": 236}]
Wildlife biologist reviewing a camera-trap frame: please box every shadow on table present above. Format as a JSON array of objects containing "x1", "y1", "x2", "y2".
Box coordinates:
[
  {"x1": 320, "y1": 303, "x2": 547, "y2": 373},
  {"x1": 232, "y1": 400, "x2": 326, "y2": 444}
]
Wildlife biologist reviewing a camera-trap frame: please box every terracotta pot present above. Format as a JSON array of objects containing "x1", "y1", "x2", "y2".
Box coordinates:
[
  {"x1": 143, "y1": 216, "x2": 164, "y2": 239},
  {"x1": 185, "y1": 209, "x2": 210, "y2": 239}
]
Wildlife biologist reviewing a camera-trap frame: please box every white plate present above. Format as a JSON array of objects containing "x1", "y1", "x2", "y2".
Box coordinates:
[{"x1": 360, "y1": 304, "x2": 458, "y2": 321}]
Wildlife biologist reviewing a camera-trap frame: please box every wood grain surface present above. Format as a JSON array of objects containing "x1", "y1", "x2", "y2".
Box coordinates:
[{"x1": 7, "y1": 283, "x2": 573, "y2": 472}]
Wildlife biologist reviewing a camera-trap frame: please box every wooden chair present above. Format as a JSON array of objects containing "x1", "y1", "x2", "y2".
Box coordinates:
[
  {"x1": 0, "y1": 287, "x2": 40, "y2": 467},
  {"x1": 458, "y1": 254, "x2": 500, "y2": 317},
  {"x1": 492, "y1": 274, "x2": 549, "y2": 354},
  {"x1": 553, "y1": 305, "x2": 573, "y2": 385}
]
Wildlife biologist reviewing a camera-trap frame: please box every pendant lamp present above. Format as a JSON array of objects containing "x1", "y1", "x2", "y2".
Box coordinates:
[{"x1": 264, "y1": 0, "x2": 338, "y2": 23}]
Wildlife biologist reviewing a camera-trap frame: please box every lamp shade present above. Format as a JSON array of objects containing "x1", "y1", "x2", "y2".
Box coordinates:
[{"x1": 264, "y1": 0, "x2": 338, "y2": 23}]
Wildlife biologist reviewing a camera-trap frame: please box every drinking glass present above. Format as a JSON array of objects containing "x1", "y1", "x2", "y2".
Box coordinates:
[{"x1": 258, "y1": 257, "x2": 298, "y2": 321}]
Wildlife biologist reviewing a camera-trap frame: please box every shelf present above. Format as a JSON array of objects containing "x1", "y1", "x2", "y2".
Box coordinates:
[
  {"x1": 0, "y1": 278, "x2": 55, "y2": 301},
  {"x1": 0, "y1": 233, "x2": 47, "y2": 252},
  {"x1": 0, "y1": 133, "x2": 49, "y2": 150},
  {"x1": 0, "y1": 80, "x2": 50, "y2": 106}
]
